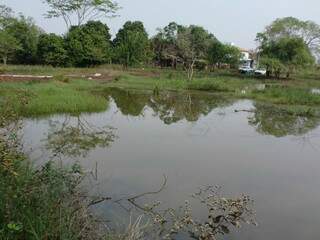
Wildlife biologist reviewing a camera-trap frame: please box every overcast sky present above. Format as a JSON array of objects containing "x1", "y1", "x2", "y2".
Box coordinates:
[{"x1": 2, "y1": 0, "x2": 320, "y2": 49}]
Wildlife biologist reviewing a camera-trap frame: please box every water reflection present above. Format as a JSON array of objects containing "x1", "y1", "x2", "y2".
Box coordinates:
[
  {"x1": 104, "y1": 88, "x2": 232, "y2": 124},
  {"x1": 248, "y1": 103, "x2": 320, "y2": 137},
  {"x1": 104, "y1": 88, "x2": 320, "y2": 137},
  {"x1": 45, "y1": 116, "x2": 116, "y2": 158},
  {"x1": 21, "y1": 88, "x2": 320, "y2": 240}
]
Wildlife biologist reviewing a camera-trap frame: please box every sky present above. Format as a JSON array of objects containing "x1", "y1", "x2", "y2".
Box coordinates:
[{"x1": 2, "y1": 0, "x2": 320, "y2": 49}]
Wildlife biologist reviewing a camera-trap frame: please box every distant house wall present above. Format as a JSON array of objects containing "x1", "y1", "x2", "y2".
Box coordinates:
[
  {"x1": 239, "y1": 48, "x2": 257, "y2": 68},
  {"x1": 240, "y1": 51, "x2": 250, "y2": 61}
]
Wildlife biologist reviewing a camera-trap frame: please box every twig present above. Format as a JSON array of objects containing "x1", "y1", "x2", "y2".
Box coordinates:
[
  {"x1": 128, "y1": 175, "x2": 167, "y2": 202},
  {"x1": 234, "y1": 109, "x2": 255, "y2": 113}
]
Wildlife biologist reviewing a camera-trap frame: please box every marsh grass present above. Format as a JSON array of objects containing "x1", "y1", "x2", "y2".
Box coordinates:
[
  {"x1": 0, "y1": 100, "x2": 104, "y2": 240},
  {"x1": 0, "y1": 140, "x2": 103, "y2": 240},
  {"x1": 0, "y1": 79, "x2": 108, "y2": 117},
  {"x1": 249, "y1": 86, "x2": 320, "y2": 106},
  {"x1": 2, "y1": 65, "x2": 320, "y2": 117},
  {"x1": 107, "y1": 74, "x2": 262, "y2": 92}
]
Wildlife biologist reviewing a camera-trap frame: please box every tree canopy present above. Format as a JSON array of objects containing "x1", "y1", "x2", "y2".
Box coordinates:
[
  {"x1": 37, "y1": 33, "x2": 68, "y2": 66},
  {"x1": 65, "y1": 20, "x2": 112, "y2": 66},
  {"x1": 113, "y1": 21, "x2": 151, "y2": 67},
  {"x1": 0, "y1": 9, "x2": 42, "y2": 65},
  {"x1": 0, "y1": 30, "x2": 20, "y2": 65},
  {"x1": 152, "y1": 23, "x2": 217, "y2": 80},
  {"x1": 176, "y1": 25, "x2": 216, "y2": 80},
  {"x1": 207, "y1": 41, "x2": 241, "y2": 68},
  {"x1": 151, "y1": 22, "x2": 183, "y2": 68},
  {"x1": 0, "y1": 4, "x2": 13, "y2": 26},
  {"x1": 43, "y1": 0, "x2": 119, "y2": 29},
  {"x1": 259, "y1": 37, "x2": 315, "y2": 78},
  {"x1": 257, "y1": 17, "x2": 320, "y2": 56}
]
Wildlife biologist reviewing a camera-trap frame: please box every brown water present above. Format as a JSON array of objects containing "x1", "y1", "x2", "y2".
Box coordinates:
[{"x1": 22, "y1": 88, "x2": 320, "y2": 239}]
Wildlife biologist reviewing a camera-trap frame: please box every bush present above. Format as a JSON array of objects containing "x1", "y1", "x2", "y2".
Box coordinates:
[
  {"x1": 0, "y1": 138, "x2": 103, "y2": 239},
  {"x1": 0, "y1": 66, "x2": 7, "y2": 74},
  {"x1": 187, "y1": 79, "x2": 228, "y2": 91},
  {"x1": 54, "y1": 74, "x2": 70, "y2": 83}
]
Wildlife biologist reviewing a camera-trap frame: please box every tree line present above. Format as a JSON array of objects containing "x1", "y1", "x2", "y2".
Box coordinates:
[
  {"x1": 0, "y1": 4, "x2": 240, "y2": 78},
  {"x1": 1, "y1": 1, "x2": 320, "y2": 79}
]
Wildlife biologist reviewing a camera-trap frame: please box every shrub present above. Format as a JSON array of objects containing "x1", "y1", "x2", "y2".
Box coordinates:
[{"x1": 54, "y1": 74, "x2": 70, "y2": 83}]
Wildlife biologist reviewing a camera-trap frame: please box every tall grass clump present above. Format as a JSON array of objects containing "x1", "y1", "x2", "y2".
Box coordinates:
[
  {"x1": 186, "y1": 79, "x2": 228, "y2": 91},
  {"x1": 251, "y1": 86, "x2": 320, "y2": 105},
  {"x1": 0, "y1": 149, "x2": 102, "y2": 240},
  {"x1": 0, "y1": 97, "x2": 104, "y2": 240},
  {"x1": 0, "y1": 80, "x2": 108, "y2": 117}
]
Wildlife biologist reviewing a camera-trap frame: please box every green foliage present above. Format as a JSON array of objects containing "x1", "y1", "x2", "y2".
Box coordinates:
[
  {"x1": 113, "y1": 21, "x2": 151, "y2": 67},
  {"x1": 4, "y1": 15, "x2": 42, "y2": 64},
  {"x1": 259, "y1": 57, "x2": 286, "y2": 78},
  {"x1": 250, "y1": 85, "x2": 320, "y2": 105},
  {"x1": 151, "y1": 22, "x2": 184, "y2": 69},
  {"x1": 249, "y1": 102, "x2": 320, "y2": 137},
  {"x1": 0, "y1": 4, "x2": 14, "y2": 25},
  {"x1": 37, "y1": 33, "x2": 68, "y2": 66},
  {"x1": 54, "y1": 74, "x2": 70, "y2": 82},
  {"x1": 46, "y1": 117, "x2": 116, "y2": 157},
  {"x1": 259, "y1": 35, "x2": 315, "y2": 78},
  {"x1": 0, "y1": 79, "x2": 108, "y2": 117},
  {"x1": 0, "y1": 30, "x2": 21, "y2": 65},
  {"x1": 257, "y1": 17, "x2": 320, "y2": 53},
  {"x1": 0, "y1": 142, "x2": 100, "y2": 239},
  {"x1": 176, "y1": 25, "x2": 216, "y2": 80},
  {"x1": 65, "y1": 21, "x2": 112, "y2": 66},
  {"x1": 207, "y1": 41, "x2": 241, "y2": 68}
]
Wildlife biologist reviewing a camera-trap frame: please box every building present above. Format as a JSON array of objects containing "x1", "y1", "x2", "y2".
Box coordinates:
[{"x1": 239, "y1": 48, "x2": 255, "y2": 69}]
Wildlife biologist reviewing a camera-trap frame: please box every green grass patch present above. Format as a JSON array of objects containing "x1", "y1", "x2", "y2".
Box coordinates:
[
  {"x1": 249, "y1": 86, "x2": 320, "y2": 106},
  {"x1": 0, "y1": 138, "x2": 101, "y2": 239},
  {"x1": 2, "y1": 65, "x2": 320, "y2": 117},
  {"x1": 0, "y1": 79, "x2": 108, "y2": 117}
]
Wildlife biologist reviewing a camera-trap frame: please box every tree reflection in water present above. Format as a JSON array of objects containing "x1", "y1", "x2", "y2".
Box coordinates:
[
  {"x1": 45, "y1": 116, "x2": 116, "y2": 158},
  {"x1": 249, "y1": 103, "x2": 320, "y2": 137},
  {"x1": 104, "y1": 87, "x2": 233, "y2": 125},
  {"x1": 45, "y1": 89, "x2": 320, "y2": 159}
]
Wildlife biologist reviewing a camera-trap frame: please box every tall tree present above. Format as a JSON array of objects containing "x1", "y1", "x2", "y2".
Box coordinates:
[
  {"x1": 0, "y1": 4, "x2": 13, "y2": 26},
  {"x1": 4, "y1": 15, "x2": 42, "y2": 64},
  {"x1": 43, "y1": 0, "x2": 119, "y2": 29},
  {"x1": 0, "y1": 30, "x2": 20, "y2": 65},
  {"x1": 177, "y1": 25, "x2": 216, "y2": 80},
  {"x1": 65, "y1": 21, "x2": 112, "y2": 66},
  {"x1": 222, "y1": 44, "x2": 241, "y2": 67},
  {"x1": 207, "y1": 41, "x2": 241, "y2": 69},
  {"x1": 207, "y1": 40, "x2": 225, "y2": 69},
  {"x1": 37, "y1": 33, "x2": 67, "y2": 66},
  {"x1": 259, "y1": 37, "x2": 315, "y2": 78},
  {"x1": 113, "y1": 21, "x2": 151, "y2": 68},
  {"x1": 151, "y1": 22, "x2": 184, "y2": 68},
  {"x1": 256, "y1": 17, "x2": 320, "y2": 55}
]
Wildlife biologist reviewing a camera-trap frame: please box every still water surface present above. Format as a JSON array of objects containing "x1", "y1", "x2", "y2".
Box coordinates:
[{"x1": 22, "y1": 89, "x2": 320, "y2": 239}]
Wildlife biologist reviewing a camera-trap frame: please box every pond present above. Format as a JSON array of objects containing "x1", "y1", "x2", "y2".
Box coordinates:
[{"x1": 22, "y1": 88, "x2": 320, "y2": 239}]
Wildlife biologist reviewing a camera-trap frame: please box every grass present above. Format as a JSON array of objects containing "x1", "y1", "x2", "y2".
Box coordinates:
[
  {"x1": 0, "y1": 100, "x2": 103, "y2": 239},
  {"x1": 0, "y1": 138, "x2": 104, "y2": 239},
  {"x1": 0, "y1": 79, "x2": 108, "y2": 117},
  {"x1": 249, "y1": 87, "x2": 320, "y2": 105},
  {"x1": 0, "y1": 64, "x2": 123, "y2": 75},
  {"x1": 106, "y1": 74, "x2": 320, "y2": 106},
  {"x1": 1, "y1": 65, "x2": 320, "y2": 117},
  {"x1": 106, "y1": 74, "x2": 259, "y2": 92}
]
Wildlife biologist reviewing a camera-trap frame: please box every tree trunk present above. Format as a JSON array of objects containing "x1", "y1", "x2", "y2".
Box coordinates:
[
  {"x1": 266, "y1": 66, "x2": 271, "y2": 78},
  {"x1": 187, "y1": 60, "x2": 195, "y2": 81},
  {"x1": 3, "y1": 56, "x2": 7, "y2": 66}
]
